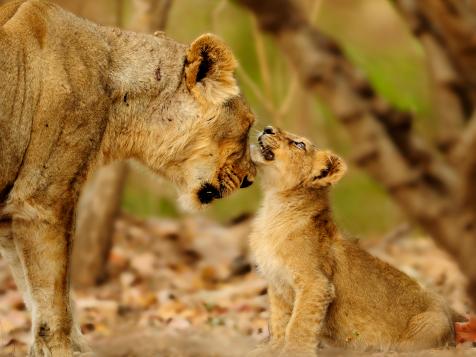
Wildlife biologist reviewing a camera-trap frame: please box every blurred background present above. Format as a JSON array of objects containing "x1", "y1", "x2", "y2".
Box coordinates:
[{"x1": 1, "y1": 0, "x2": 476, "y2": 356}]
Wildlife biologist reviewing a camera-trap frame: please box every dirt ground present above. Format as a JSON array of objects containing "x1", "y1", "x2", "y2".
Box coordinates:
[{"x1": 0, "y1": 213, "x2": 474, "y2": 356}]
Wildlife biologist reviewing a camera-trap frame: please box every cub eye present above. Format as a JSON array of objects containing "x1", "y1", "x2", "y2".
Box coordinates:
[{"x1": 293, "y1": 141, "x2": 306, "y2": 150}]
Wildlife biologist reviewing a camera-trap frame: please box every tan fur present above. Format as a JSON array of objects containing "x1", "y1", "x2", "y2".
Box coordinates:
[
  {"x1": 250, "y1": 127, "x2": 455, "y2": 356},
  {"x1": 0, "y1": 1, "x2": 255, "y2": 356}
]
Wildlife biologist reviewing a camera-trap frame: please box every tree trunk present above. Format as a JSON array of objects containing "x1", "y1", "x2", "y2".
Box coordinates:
[
  {"x1": 72, "y1": 162, "x2": 128, "y2": 287},
  {"x1": 237, "y1": 0, "x2": 476, "y2": 307}
]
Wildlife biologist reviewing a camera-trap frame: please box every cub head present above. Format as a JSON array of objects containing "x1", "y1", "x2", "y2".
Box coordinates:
[
  {"x1": 109, "y1": 33, "x2": 256, "y2": 209},
  {"x1": 251, "y1": 126, "x2": 346, "y2": 192}
]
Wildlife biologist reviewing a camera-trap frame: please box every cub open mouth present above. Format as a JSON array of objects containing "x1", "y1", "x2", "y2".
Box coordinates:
[
  {"x1": 197, "y1": 183, "x2": 222, "y2": 204},
  {"x1": 258, "y1": 137, "x2": 275, "y2": 161}
]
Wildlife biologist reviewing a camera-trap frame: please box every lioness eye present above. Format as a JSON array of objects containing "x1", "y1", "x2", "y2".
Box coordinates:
[{"x1": 293, "y1": 141, "x2": 306, "y2": 150}]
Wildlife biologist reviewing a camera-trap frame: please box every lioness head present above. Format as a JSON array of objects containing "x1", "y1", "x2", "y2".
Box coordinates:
[
  {"x1": 106, "y1": 33, "x2": 256, "y2": 208},
  {"x1": 251, "y1": 127, "x2": 346, "y2": 191}
]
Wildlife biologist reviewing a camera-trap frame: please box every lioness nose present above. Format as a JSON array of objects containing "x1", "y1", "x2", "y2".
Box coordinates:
[
  {"x1": 240, "y1": 175, "x2": 253, "y2": 188},
  {"x1": 263, "y1": 126, "x2": 275, "y2": 135}
]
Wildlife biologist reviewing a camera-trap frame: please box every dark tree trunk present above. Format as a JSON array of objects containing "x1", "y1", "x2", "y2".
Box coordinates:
[{"x1": 72, "y1": 162, "x2": 128, "y2": 287}]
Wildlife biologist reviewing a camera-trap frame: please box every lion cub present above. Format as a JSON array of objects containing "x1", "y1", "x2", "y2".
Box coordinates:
[{"x1": 249, "y1": 127, "x2": 457, "y2": 356}]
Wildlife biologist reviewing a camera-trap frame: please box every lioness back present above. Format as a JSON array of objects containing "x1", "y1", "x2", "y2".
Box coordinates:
[
  {"x1": 0, "y1": 0, "x2": 111, "y2": 196},
  {"x1": 0, "y1": 0, "x2": 30, "y2": 195}
]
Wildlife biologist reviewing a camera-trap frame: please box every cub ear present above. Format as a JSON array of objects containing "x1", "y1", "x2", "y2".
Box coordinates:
[
  {"x1": 185, "y1": 34, "x2": 239, "y2": 105},
  {"x1": 310, "y1": 151, "x2": 347, "y2": 188}
]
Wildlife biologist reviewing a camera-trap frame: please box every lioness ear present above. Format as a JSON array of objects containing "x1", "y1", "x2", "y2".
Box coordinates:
[
  {"x1": 310, "y1": 151, "x2": 347, "y2": 188},
  {"x1": 185, "y1": 34, "x2": 239, "y2": 105}
]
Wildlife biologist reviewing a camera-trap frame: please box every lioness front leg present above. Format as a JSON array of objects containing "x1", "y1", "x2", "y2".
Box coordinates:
[
  {"x1": 282, "y1": 275, "x2": 334, "y2": 357},
  {"x1": 12, "y1": 203, "x2": 75, "y2": 357},
  {"x1": 0, "y1": 218, "x2": 32, "y2": 310}
]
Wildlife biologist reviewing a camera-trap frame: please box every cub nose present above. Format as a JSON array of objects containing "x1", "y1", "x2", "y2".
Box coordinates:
[
  {"x1": 263, "y1": 126, "x2": 275, "y2": 135},
  {"x1": 240, "y1": 175, "x2": 253, "y2": 188}
]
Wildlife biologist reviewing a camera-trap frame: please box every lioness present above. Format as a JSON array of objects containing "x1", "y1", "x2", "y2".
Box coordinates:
[
  {"x1": 250, "y1": 127, "x2": 463, "y2": 356},
  {"x1": 0, "y1": 1, "x2": 255, "y2": 355}
]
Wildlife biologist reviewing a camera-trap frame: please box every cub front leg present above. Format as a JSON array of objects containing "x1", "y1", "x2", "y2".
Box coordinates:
[
  {"x1": 268, "y1": 286, "x2": 293, "y2": 349},
  {"x1": 282, "y1": 274, "x2": 334, "y2": 357},
  {"x1": 249, "y1": 286, "x2": 293, "y2": 356},
  {"x1": 11, "y1": 202, "x2": 75, "y2": 357}
]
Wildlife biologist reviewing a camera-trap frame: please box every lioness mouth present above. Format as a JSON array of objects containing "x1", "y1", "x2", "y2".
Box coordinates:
[
  {"x1": 197, "y1": 183, "x2": 222, "y2": 204},
  {"x1": 258, "y1": 137, "x2": 275, "y2": 161}
]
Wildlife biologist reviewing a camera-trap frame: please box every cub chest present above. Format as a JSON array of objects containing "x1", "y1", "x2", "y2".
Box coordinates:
[{"x1": 250, "y1": 229, "x2": 293, "y2": 294}]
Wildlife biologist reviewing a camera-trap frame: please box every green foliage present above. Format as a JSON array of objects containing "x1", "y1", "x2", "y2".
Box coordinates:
[
  {"x1": 344, "y1": 46, "x2": 431, "y2": 114},
  {"x1": 122, "y1": 168, "x2": 179, "y2": 219},
  {"x1": 316, "y1": 0, "x2": 432, "y2": 115},
  {"x1": 208, "y1": 183, "x2": 261, "y2": 222},
  {"x1": 331, "y1": 170, "x2": 402, "y2": 238}
]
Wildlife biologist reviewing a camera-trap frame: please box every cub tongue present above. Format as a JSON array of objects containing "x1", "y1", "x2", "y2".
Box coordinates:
[{"x1": 261, "y1": 146, "x2": 275, "y2": 161}]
